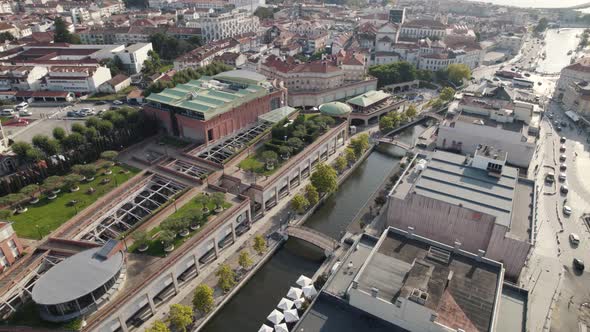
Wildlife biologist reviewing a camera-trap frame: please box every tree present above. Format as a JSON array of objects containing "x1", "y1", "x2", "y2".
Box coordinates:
[
  {"x1": 73, "y1": 164, "x2": 97, "y2": 179},
  {"x1": 210, "y1": 192, "x2": 225, "y2": 209},
  {"x1": 132, "y1": 229, "x2": 150, "y2": 249},
  {"x1": 534, "y1": 18, "x2": 548, "y2": 34},
  {"x1": 97, "y1": 120, "x2": 114, "y2": 135},
  {"x1": 311, "y1": 163, "x2": 338, "y2": 194},
  {"x1": 0, "y1": 193, "x2": 26, "y2": 207},
  {"x1": 26, "y1": 148, "x2": 44, "y2": 162},
  {"x1": 291, "y1": 194, "x2": 309, "y2": 214},
  {"x1": 0, "y1": 209, "x2": 12, "y2": 219},
  {"x1": 350, "y1": 134, "x2": 369, "y2": 158},
  {"x1": 431, "y1": 98, "x2": 444, "y2": 109},
  {"x1": 32, "y1": 135, "x2": 60, "y2": 156},
  {"x1": 52, "y1": 127, "x2": 66, "y2": 140},
  {"x1": 62, "y1": 133, "x2": 85, "y2": 150},
  {"x1": 71, "y1": 123, "x2": 86, "y2": 135},
  {"x1": 368, "y1": 61, "x2": 418, "y2": 87},
  {"x1": 447, "y1": 64, "x2": 471, "y2": 86},
  {"x1": 11, "y1": 141, "x2": 32, "y2": 160},
  {"x1": 304, "y1": 184, "x2": 319, "y2": 206},
  {"x1": 0, "y1": 31, "x2": 14, "y2": 43},
  {"x1": 63, "y1": 174, "x2": 82, "y2": 191},
  {"x1": 100, "y1": 150, "x2": 119, "y2": 163},
  {"x1": 345, "y1": 147, "x2": 357, "y2": 164},
  {"x1": 439, "y1": 87, "x2": 455, "y2": 101},
  {"x1": 193, "y1": 284, "x2": 215, "y2": 314},
  {"x1": 379, "y1": 116, "x2": 394, "y2": 132},
  {"x1": 261, "y1": 150, "x2": 278, "y2": 169},
  {"x1": 168, "y1": 304, "x2": 193, "y2": 332},
  {"x1": 20, "y1": 184, "x2": 40, "y2": 199},
  {"x1": 238, "y1": 250, "x2": 253, "y2": 269},
  {"x1": 54, "y1": 17, "x2": 80, "y2": 44},
  {"x1": 254, "y1": 6, "x2": 275, "y2": 19},
  {"x1": 145, "y1": 320, "x2": 170, "y2": 332},
  {"x1": 216, "y1": 263, "x2": 236, "y2": 292},
  {"x1": 41, "y1": 176, "x2": 63, "y2": 192},
  {"x1": 159, "y1": 229, "x2": 176, "y2": 249},
  {"x1": 253, "y1": 235, "x2": 267, "y2": 255},
  {"x1": 287, "y1": 137, "x2": 304, "y2": 152},
  {"x1": 405, "y1": 104, "x2": 418, "y2": 118},
  {"x1": 103, "y1": 57, "x2": 125, "y2": 76},
  {"x1": 334, "y1": 155, "x2": 347, "y2": 173}
]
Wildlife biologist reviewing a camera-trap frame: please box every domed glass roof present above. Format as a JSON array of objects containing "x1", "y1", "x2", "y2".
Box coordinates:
[{"x1": 319, "y1": 102, "x2": 352, "y2": 116}]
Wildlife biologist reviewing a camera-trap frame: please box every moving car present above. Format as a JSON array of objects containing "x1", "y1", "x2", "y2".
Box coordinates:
[
  {"x1": 563, "y1": 205, "x2": 572, "y2": 216},
  {"x1": 573, "y1": 258, "x2": 585, "y2": 271},
  {"x1": 570, "y1": 233, "x2": 580, "y2": 245},
  {"x1": 561, "y1": 136, "x2": 567, "y2": 143}
]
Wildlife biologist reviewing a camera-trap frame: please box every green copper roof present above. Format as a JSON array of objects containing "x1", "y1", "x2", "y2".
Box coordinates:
[
  {"x1": 319, "y1": 102, "x2": 352, "y2": 117},
  {"x1": 347, "y1": 90, "x2": 390, "y2": 107},
  {"x1": 146, "y1": 76, "x2": 271, "y2": 121}
]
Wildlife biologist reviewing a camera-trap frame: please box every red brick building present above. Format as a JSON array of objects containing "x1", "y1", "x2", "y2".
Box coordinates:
[
  {"x1": 0, "y1": 222, "x2": 23, "y2": 271},
  {"x1": 144, "y1": 70, "x2": 287, "y2": 144}
]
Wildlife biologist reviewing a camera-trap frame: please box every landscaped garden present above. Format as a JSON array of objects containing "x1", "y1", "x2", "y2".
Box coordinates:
[
  {"x1": 130, "y1": 192, "x2": 232, "y2": 257},
  {"x1": 3, "y1": 157, "x2": 139, "y2": 239},
  {"x1": 238, "y1": 113, "x2": 338, "y2": 175}
]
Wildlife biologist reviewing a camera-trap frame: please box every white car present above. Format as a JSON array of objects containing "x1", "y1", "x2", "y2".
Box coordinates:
[
  {"x1": 563, "y1": 205, "x2": 572, "y2": 216},
  {"x1": 570, "y1": 233, "x2": 581, "y2": 245},
  {"x1": 0, "y1": 108, "x2": 14, "y2": 116},
  {"x1": 113, "y1": 100, "x2": 124, "y2": 105},
  {"x1": 559, "y1": 173, "x2": 567, "y2": 181},
  {"x1": 18, "y1": 109, "x2": 32, "y2": 116}
]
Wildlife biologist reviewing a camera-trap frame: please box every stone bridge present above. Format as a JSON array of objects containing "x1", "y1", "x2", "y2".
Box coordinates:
[
  {"x1": 376, "y1": 137, "x2": 414, "y2": 150},
  {"x1": 285, "y1": 226, "x2": 339, "y2": 254}
]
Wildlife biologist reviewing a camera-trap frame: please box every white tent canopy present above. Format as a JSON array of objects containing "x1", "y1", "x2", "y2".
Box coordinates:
[
  {"x1": 258, "y1": 324, "x2": 273, "y2": 332},
  {"x1": 284, "y1": 308, "x2": 300, "y2": 323},
  {"x1": 267, "y1": 309, "x2": 284, "y2": 325},
  {"x1": 287, "y1": 286, "x2": 303, "y2": 300},
  {"x1": 277, "y1": 297, "x2": 294, "y2": 311},
  {"x1": 296, "y1": 275, "x2": 313, "y2": 287},
  {"x1": 293, "y1": 297, "x2": 305, "y2": 309},
  {"x1": 302, "y1": 284, "x2": 318, "y2": 298},
  {"x1": 275, "y1": 323, "x2": 289, "y2": 332}
]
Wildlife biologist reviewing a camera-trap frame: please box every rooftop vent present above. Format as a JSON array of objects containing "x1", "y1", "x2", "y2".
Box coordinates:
[{"x1": 409, "y1": 288, "x2": 429, "y2": 305}]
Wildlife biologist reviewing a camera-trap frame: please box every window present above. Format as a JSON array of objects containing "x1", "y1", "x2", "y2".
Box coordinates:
[{"x1": 0, "y1": 250, "x2": 8, "y2": 267}]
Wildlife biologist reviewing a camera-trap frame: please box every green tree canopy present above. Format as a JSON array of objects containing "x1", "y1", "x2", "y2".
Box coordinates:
[
  {"x1": 253, "y1": 235, "x2": 267, "y2": 255},
  {"x1": 446, "y1": 64, "x2": 471, "y2": 85},
  {"x1": 291, "y1": 194, "x2": 309, "y2": 214},
  {"x1": 193, "y1": 284, "x2": 215, "y2": 314},
  {"x1": 145, "y1": 320, "x2": 170, "y2": 332},
  {"x1": 168, "y1": 304, "x2": 193, "y2": 332},
  {"x1": 334, "y1": 155, "x2": 347, "y2": 173},
  {"x1": 52, "y1": 127, "x2": 66, "y2": 140},
  {"x1": 238, "y1": 250, "x2": 253, "y2": 269},
  {"x1": 216, "y1": 264, "x2": 236, "y2": 292},
  {"x1": 439, "y1": 87, "x2": 455, "y2": 101},
  {"x1": 305, "y1": 184, "x2": 319, "y2": 206},
  {"x1": 311, "y1": 163, "x2": 338, "y2": 194}
]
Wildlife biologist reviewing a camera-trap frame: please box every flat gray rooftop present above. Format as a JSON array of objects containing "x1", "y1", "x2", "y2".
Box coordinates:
[
  {"x1": 356, "y1": 229, "x2": 501, "y2": 332},
  {"x1": 325, "y1": 235, "x2": 376, "y2": 297},
  {"x1": 296, "y1": 293, "x2": 406, "y2": 332},
  {"x1": 395, "y1": 151, "x2": 519, "y2": 228},
  {"x1": 32, "y1": 247, "x2": 124, "y2": 305},
  {"x1": 497, "y1": 284, "x2": 527, "y2": 332}
]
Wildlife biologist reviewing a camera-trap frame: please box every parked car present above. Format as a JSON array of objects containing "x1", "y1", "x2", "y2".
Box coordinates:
[
  {"x1": 563, "y1": 205, "x2": 572, "y2": 216},
  {"x1": 560, "y1": 154, "x2": 567, "y2": 162},
  {"x1": 0, "y1": 109, "x2": 14, "y2": 116},
  {"x1": 573, "y1": 258, "x2": 585, "y2": 271},
  {"x1": 113, "y1": 100, "x2": 124, "y2": 105},
  {"x1": 18, "y1": 109, "x2": 32, "y2": 116},
  {"x1": 561, "y1": 184, "x2": 569, "y2": 194},
  {"x1": 79, "y1": 108, "x2": 95, "y2": 116},
  {"x1": 570, "y1": 233, "x2": 580, "y2": 245},
  {"x1": 556, "y1": 126, "x2": 562, "y2": 132},
  {"x1": 560, "y1": 145, "x2": 566, "y2": 152},
  {"x1": 545, "y1": 172, "x2": 555, "y2": 183},
  {"x1": 94, "y1": 101, "x2": 107, "y2": 105},
  {"x1": 560, "y1": 163, "x2": 567, "y2": 171},
  {"x1": 559, "y1": 172, "x2": 567, "y2": 181},
  {"x1": 561, "y1": 136, "x2": 567, "y2": 143},
  {"x1": 15, "y1": 102, "x2": 28, "y2": 110}
]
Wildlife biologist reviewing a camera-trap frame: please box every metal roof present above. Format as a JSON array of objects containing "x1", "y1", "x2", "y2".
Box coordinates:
[
  {"x1": 146, "y1": 77, "x2": 270, "y2": 121},
  {"x1": 32, "y1": 247, "x2": 124, "y2": 305},
  {"x1": 258, "y1": 106, "x2": 298, "y2": 124},
  {"x1": 347, "y1": 90, "x2": 391, "y2": 107}
]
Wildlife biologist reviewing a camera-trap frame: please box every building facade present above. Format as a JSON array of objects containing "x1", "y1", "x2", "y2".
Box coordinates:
[
  {"x1": 0, "y1": 222, "x2": 23, "y2": 272},
  {"x1": 198, "y1": 9, "x2": 259, "y2": 42}
]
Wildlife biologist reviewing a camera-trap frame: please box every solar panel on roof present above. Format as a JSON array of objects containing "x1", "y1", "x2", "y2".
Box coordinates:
[{"x1": 96, "y1": 239, "x2": 118, "y2": 260}]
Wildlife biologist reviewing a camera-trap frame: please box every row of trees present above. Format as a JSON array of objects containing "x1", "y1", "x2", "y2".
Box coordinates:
[
  {"x1": 0, "y1": 107, "x2": 157, "y2": 196},
  {"x1": 144, "y1": 62, "x2": 233, "y2": 96},
  {"x1": 369, "y1": 61, "x2": 471, "y2": 88},
  {"x1": 146, "y1": 235, "x2": 268, "y2": 332},
  {"x1": 291, "y1": 134, "x2": 370, "y2": 213},
  {"x1": 378, "y1": 104, "x2": 418, "y2": 133},
  {"x1": 149, "y1": 32, "x2": 203, "y2": 61}
]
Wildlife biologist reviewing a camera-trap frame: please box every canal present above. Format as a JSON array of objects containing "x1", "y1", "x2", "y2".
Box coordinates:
[{"x1": 201, "y1": 124, "x2": 427, "y2": 332}]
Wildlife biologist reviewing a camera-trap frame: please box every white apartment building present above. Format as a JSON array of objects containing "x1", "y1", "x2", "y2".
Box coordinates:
[
  {"x1": 71, "y1": 8, "x2": 91, "y2": 24},
  {"x1": 0, "y1": 1, "x2": 12, "y2": 14},
  {"x1": 400, "y1": 19, "x2": 447, "y2": 40},
  {"x1": 114, "y1": 43, "x2": 153, "y2": 74},
  {"x1": 557, "y1": 58, "x2": 590, "y2": 97},
  {"x1": 44, "y1": 66, "x2": 111, "y2": 94},
  {"x1": 496, "y1": 34, "x2": 524, "y2": 55},
  {"x1": 436, "y1": 95, "x2": 539, "y2": 168},
  {"x1": 198, "y1": 9, "x2": 259, "y2": 42},
  {"x1": 0, "y1": 66, "x2": 48, "y2": 91}
]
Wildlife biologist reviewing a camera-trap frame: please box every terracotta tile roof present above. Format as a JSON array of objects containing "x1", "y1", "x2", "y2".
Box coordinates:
[{"x1": 106, "y1": 74, "x2": 129, "y2": 86}]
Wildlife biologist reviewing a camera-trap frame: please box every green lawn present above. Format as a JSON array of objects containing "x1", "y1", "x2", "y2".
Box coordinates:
[
  {"x1": 159, "y1": 63, "x2": 174, "y2": 73},
  {"x1": 131, "y1": 194, "x2": 231, "y2": 257},
  {"x1": 238, "y1": 149, "x2": 287, "y2": 176},
  {"x1": 10, "y1": 165, "x2": 140, "y2": 239},
  {"x1": 86, "y1": 86, "x2": 136, "y2": 101}
]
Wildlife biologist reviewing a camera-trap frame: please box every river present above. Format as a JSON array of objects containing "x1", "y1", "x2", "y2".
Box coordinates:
[
  {"x1": 201, "y1": 124, "x2": 427, "y2": 332},
  {"x1": 537, "y1": 29, "x2": 584, "y2": 74}
]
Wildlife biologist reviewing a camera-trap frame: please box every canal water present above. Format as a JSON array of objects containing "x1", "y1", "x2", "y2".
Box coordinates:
[
  {"x1": 201, "y1": 124, "x2": 427, "y2": 332},
  {"x1": 537, "y1": 28, "x2": 584, "y2": 74}
]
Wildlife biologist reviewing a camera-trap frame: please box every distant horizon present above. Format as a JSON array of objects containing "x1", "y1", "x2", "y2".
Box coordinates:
[{"x1": 463, "y1": 0, "x2": 590, "y2": 9}]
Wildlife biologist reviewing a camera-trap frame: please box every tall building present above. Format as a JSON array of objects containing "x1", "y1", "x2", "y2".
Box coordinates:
[
  {"x1": 198, "y1": 9, "x2": 259, "y2": 42},
  {"x1": 389, "y1": 8, "x2": 406, "y2": 24}
]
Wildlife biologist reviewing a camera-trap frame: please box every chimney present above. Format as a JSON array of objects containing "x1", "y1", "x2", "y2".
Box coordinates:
[
  {"x1": 370, "y1": 287, "x2": 379, "y2": 298},
  {"x1": 453, "y1": 240, "x2": 461, "y2": 253},
  {"x1": 476, "y1": 249, "x2": 485, "y2": 261},
  {"x1": 407, "y1": 226, "x2": 415, "y2": 239}
]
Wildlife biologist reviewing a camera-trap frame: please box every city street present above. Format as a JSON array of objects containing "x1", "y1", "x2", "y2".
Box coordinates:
[{"x1": 521, "y1": 100, "x2": 590, "y2": 332}]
